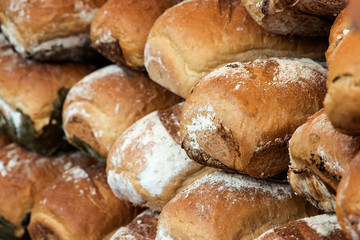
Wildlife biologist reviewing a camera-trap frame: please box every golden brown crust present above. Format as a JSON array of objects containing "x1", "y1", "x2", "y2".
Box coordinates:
[
  {"x1": 180, "y1": 58, "x2": 327, "y2": 178},
  {"x1": 110, "y1": 210, "x2": 159, "y2": 240},
  {"x1": 256, "y1": 214, "x2": 348, "y2": 240},
  {"x1": 326, "y1": 6, "x2": 351, "y2": 64},
  {"x1": 288, "y1": 109, "x2": 360, "y2": 212},
  {"x1": 63, "y1": 65, "x2": 182, "y2": 161},
  {"x1": 0, "y1": 143, "x2": 95, "y2": 238},
  {"x1": 91, "y1": 0, "x2": 182, "y2": 68},
  {"x1": 107, "y1": 103, "x2": 215, "y2": 211},
  {"x1": 144, "y1": 0, "x2": 328, "y2": 98},
  {"x1": 242, "y1": 0, "x2": 347, "y2": 36},
  {"x1": 324, "y1": 31, "x2": 360, "y2": 135},
  {"x1": 156, "y1": 171, "x2": 319, "y2": 240},
  {"x1": 28, "y1": 164, "x2": 139, "y2": 240}
]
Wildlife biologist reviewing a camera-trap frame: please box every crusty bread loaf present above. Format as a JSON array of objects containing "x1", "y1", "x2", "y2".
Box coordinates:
[
  {"x1": 0, "y1": 0, "x2": 107, "y2": 61},
  {"x1": 180, "y1": 58, "x2": 327, "y2": 178},
  {"x1": 91, "y1": 0, "x2": 182, "y2": 68},
  {"x1": 324, "y1": 31, "x2": 360, "y2": 136},
  {"x1": 0, "y1": 33, "x2": 95, "y2": 155},
  {"x1": 242, "y1": 0, "x2": 347, "y2": 36},
  {"x1": 255, "y1": 214, "x2": 347, "y2": 240},
  {"x1": 28, "y1": 164, "x2": 139, "y2": 240},
  {"x1": 326, "y1": 6, "x2": 351, "y2": 65},
  {"x1": 289, "y1": 109, "x2": 360, "y2": 212},
  {"x1": 107, "y1": 103, "x2": 216, "y2": 211},
  {"x1": 0, "y1": 143, "x2": 95, "y2": 239},
  {"x1": 336, "y1": 153, "x2": 360, "y2": 239},
  {"x1": 109, "y1": 210, "x2": 159, "y2": 240},
  {"x1": 156, "y1": 171, "x2": 319, "y2": 240},
  {"x1": 144, "y1": 0, "x2": 328, "y2": 98},
  {"x1": 63, "y1": 65, "x2": 182, "y2": 162}
]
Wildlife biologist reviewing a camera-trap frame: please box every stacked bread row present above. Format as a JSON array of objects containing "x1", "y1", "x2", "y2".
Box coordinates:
[{"x1": 0, "y1": 0, "x2": 357, "y2": 239}]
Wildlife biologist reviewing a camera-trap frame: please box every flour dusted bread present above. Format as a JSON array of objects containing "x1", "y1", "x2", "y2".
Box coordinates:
[
  {"x1": 326, "y1": 6, "x2": 351, "y2": 65},
  {"x1": 256, "y1": 214, "x2": 347, "y2": 240},
  {"x1": 156, "y1": 171, "x2": 319, "y2": 240},
  {"x1": 144, "y1": 0, "x2": 327, "y2": 98},
  {"x1": 289, "y1": 109, "x2": 360, "y2": 212},
  {"x1": 0, "y1": 143, "x2": 95, "y2": 240},
  {"x1": 336, "y1": 153, "x2": 360, "y2": 239},
  {"x1": 63, "y1": 65, "x2": 182, "y2": 162},
  {"x1": 107, "y1": 103, "x2": 216, "y2": 211},
  {"x1": 28, "y1": 164, "x2": 139, "y2": 240},
  {"x1": 180, "y1": 58, "x2": 327, "y2": 178},
  {"x1": 0, "y1": 0, "x2": 107, "y2": 61},
  {"x1": 324, "y1": 30, "x2": 360, "y2": 136},
  {"x1": 242, "y1": 0, "x2": 347, "y2": 36},
  {"x1": 109, "y1": 210, "x2": 159, "y2": 240},
  {"x1": 91, "y1": 0, "x2": 182, "y2": 68},
  {"x1": 0, "y1": 34, "x2": 95, "y2": 155}
]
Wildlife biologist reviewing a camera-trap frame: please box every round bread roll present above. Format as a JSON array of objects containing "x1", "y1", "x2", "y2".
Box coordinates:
[
  {"x1": 28, "y1": 164, "x2": 139, "y2": 240},
  {"x1": 351, "y1": 0, "x2": 360, "y2": 29},
  {"x1": 63, "y1": 65, "x2": 182, "y2": 162},
  {"x1": 326, "y1": 6, "x2": 351, "y2": 65},
  {"x1": 0, "y1": 143, "x2": 95, "y2": 240},
  {"x1": 144, "y1": 0, "x2": 328, "y2": 98},
  {"x1": 109, "y1": 210, "x2": 159, "y2": 240},
  {"x1": 180, "y1": 58, "x2": 327, "y2": 178},
  {"x1": 336, "y1": 153, "x2": 360, "y2": 239},
  {"x1": 91, "y1": 0, "x2": 182, "y2": 68},
  {"x1": 156, "y1": 171, "x2": 319, "y2": 240},
  {"x1": 242, "y1": 0, "x2": 347, "y2": 36},
  {"x1": 0, "y1": 0, "x2": 107, "y2": 61},
  {"x1": 289, "y1": 109, "x2": 360, "y2": 212},
  {"x1": 324, "y1": 31, "x2": 360, "y2": 136},
  {"x1": 255, "y1": 214, "x2": 347, "y2": 240},
  {"x1": 107, "y1": 103, "x2": 216, "y2": 211},
  {"x1": 0, "y1": 33, "x2": 95, "y2": 155}
]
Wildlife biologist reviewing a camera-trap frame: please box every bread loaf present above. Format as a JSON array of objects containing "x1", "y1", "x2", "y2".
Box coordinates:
[
  {"x1": 109, "y1": 210, "x2": 159, "y2": 240},
  {"x1": 91, "y1": 0, "x2": 182, "y2": 68},
  {"x1": 180, "y1": 58, "x2": 327, "y2": 178},
  {"x1": 242, "y1": 0, "x2": 347, "y2": 36},
  {"x1": 0, "y1": 143, "x2": 94, "y2": 239},
  {"x1": 156, "y1": 171, "x2": 319, "y2": 240},
  {"x1": 326, "y1": 6, "x2": 351, "y2": 65},
  {"x1": 336, "y1": 153, "x2": 360, "y2": 239},
  {"x1": 0, "y1": 0, "x2": 107, "y2": 61},
  {"x1": 28, "y1": 164, "x2": 139, "y2": 240},
  {"x1": 289, "y1": 109, "x2": 360, "y2": 212},
  {"x1": 63, "y1": 65, "x2": 182, "y2": 162},
  {"x1": 0, "y1": 33, "x2": 95, "y2": 155},
  {"x1": 324, "y1": 31, "x2": 360, "y2": 136},
  {"x1": 144, "y1": 0, "x2": 328, "y2": 97},
  {"x1": 256, "y1": 214, "x2": 347, "y2": 240},
  {"x1": 107, "y1": 103, "x2": 216, "y2": 211}
]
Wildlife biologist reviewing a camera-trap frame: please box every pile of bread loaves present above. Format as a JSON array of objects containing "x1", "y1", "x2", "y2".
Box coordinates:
[{"x1": 0, "y1": 0, "x2": 359, "y2": 239}]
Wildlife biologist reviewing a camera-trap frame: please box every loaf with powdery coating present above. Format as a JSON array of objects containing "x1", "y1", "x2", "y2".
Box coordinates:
[
  {"x1": 156, "y1": 171, "x2": 319, "y2": 240},
  {"x1": 0, "y1": 33, "x2": 95, "y2": 155},
  {"x1": 336, "y1": 153, "x2": 360, "y2": 239},
  {"x1": 289, "y1": 109, "x2": 360, "y2": 212},
  {"x1": 107, "y1": 103, "x2": 216, "y2": 211},
  {"x1": 180, "y1": 58, "x2": 327, "y2": 178},
  {"x1": 28, "y1": 164, "x2": 139, "y2": 240},
  {"x1": 91, "y1": 0, "x2": 182, "y2": 69},
  {"x1": 324, "y1": 30, "x2": 360, "y2": 136},
  {"x1": 63, "y1": 65, "x2": 182, "y2": 162},
  {"x1": 109, "y1": 210, "x2": 159, "y2": 240},
  {"x1": 242, "y1": 0, "x2": 347, "y2": 36},
  {"x1": 255, "y1": 214, "x2": 348, "y2": 240},
  {"x1": 0, "y1": 0, "x2": 107, "y2": 62},
  {"x1": 144, "y1": 0, "x2": 328, "y2": 98},
  {"x1": 0, "y1": 143, "x2": 95, "y2": 240}
]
